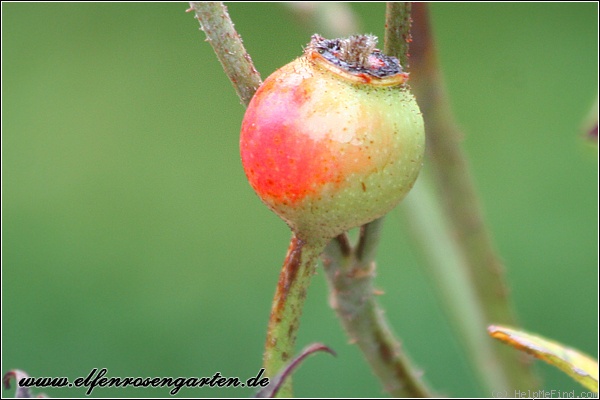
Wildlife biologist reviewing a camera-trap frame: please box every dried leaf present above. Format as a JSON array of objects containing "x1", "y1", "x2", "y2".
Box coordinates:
[{"x1": 488, "y1": 325, "x2": 598, "y2": 392}]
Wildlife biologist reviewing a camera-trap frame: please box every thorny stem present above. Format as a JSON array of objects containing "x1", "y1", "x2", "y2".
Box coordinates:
[
  {"x1": 263, "y1": 235, "x2": 327, "y2": 397},
  {"x1": 408, "y1": 3, "x2": 538, "y2": 392},
  {"x1": 323, "y1": 220, "x2": 433, "y2": 397},
  {"x1": 188, "y1": 2, "x2": 262, "y2": 106}
]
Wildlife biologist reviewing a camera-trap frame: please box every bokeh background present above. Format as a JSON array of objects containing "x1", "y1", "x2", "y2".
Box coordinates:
[{"x1": 2, "y1": 3, "x2": 597, "y2": 398}]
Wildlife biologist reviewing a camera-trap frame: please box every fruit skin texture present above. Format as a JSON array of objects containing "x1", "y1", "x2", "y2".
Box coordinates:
[{"x1": 240, "y1": 55, "x2": 425, "y2": 242}]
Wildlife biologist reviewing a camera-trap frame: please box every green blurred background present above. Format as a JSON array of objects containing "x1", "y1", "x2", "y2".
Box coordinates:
[{"x1": 2, "y1": 3, "x2": 597, "y2": 398}]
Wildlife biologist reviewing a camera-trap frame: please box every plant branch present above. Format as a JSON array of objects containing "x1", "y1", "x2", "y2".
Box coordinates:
[
  {"x1": 263, "y1": 235, "x2": 327, "y2": 397},
  {"x1": 188, "y1": 2, "x2": 262, "y2": 106},
  {"x1": 384, "y1": 2, "x2": 412, "y2": 70},
  {"x1": 323, "y1": 223, "x2": 433, "y2": 397},
  {"x1": 406, "y1": 3, "x2": 538, "y2": 392}
]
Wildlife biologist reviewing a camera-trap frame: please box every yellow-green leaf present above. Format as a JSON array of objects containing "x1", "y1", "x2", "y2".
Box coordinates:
[{"x1": 488, "y1": 325, "x2": 598, "y2": 392}]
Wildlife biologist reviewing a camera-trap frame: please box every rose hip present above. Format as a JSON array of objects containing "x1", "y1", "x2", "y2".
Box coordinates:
[{"x1": 241, "y1": 34, "x2": 425, "y2": 242}]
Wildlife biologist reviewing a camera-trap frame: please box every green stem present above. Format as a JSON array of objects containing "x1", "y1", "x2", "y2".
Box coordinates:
[
  {"x1": 189, "y1": 2, "x2": 262, "y2": 106},
  {"x1": 408, "y1": 3, "x2": 538, "y2": 391},
  {"x1": 323, "y1": 220, "x2": 433, "y2": 398},
  {"x1": 263, "y1": 234, "x2": 327, "y2": 397},
  {"x1": 384, "y1": 2, "x2": 412, "y2": 69}
]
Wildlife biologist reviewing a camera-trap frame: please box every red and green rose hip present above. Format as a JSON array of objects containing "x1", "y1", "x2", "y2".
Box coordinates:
[{"x1": 241, "y1": 35, "x2": 425, "y2": 242}]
